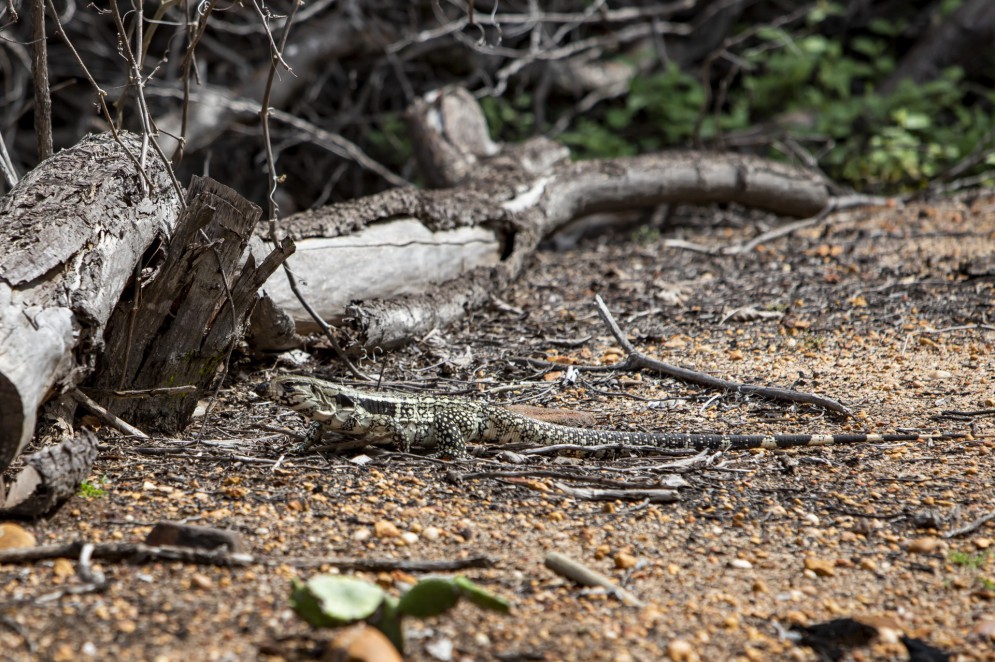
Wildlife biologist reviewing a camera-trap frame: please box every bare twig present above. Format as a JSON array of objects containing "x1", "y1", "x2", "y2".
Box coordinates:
[
  {"x1": 281, "y1": 555, "x2": 494, "y2": 571},
  {"x1": 943, "y1": 509, "x2": 995, "y2": 539},
  {"x1": 901, "y1": 323, "x2": 995, "y2": 356},
  {"x1": 45, "y1": 0, "x2": 153, "y2": 193},
  {"x1": 593, "y1": 295, "x2": 851, "y2": 415},
  {"x1": 70, "y1": 389, "x2": 150, "y2": 439},
  {"x1": 194, "y1": 233, "x2": 242, "y2": 441},
  {"x1": 552, "y1": 482, "x2": 679, "y2": 503},
  {"x1": 108, "y1": 0, "x2": 185, "y2": 203},
  {"x1": 174, "y1": 0, "x2": 217, "y2": 164},
  {"x1": 79, "y1": 385, "x2": 198, "y2": 399},
  {"x1": 0, "y1": 131, "x2": 19, "y2": 186},
  {"x1": 31, "y1": 0, "x2": 53, "y2": 160},
  {"x1": 251, "y1": 0, "x2": 371, "y2": 381},
  {"x1": 147, "y1": 88, "x2": 408, "y2": 187},
  {"x1": 0, "y1": 540, "x2": 493, "y2": 573},
  {"x1": 544, "y1": 552, "x2": 643, "y2": 607}
]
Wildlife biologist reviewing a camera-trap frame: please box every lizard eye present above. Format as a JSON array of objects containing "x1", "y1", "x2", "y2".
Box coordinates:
[{"x1": 334, "y1": 393, "x2": 355, "y2": 408}]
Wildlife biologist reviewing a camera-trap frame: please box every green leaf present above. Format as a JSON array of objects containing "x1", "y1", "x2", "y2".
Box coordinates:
[
  {"x1": 895, "y1": 110, "x2": 931, "y2": 130},
  {"x1": 370, "y1": 596, "x2": 405, "y2": 652},
  {"x1": 291, "y1": 575, "x2": 385, "y2": 627},
  {"x1": 397, "y1": 577, "x2": 461, "y2": 618},
  {"x1": 454, "y1": 576, "x2": 512, "y2": 613}
]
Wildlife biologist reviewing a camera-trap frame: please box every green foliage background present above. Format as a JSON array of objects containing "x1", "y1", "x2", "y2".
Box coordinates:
[{"x1": 478, "y1": 2, "x2": 995, "y2": 193}]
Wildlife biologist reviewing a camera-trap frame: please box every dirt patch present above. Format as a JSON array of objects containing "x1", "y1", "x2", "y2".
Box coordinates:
[{"x1": 2, "y1": 197, "x2": 994, "y2": 661}]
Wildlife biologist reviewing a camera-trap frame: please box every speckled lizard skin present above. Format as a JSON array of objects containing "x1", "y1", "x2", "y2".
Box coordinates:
[{"x1": 259, "y1": 376, "x2": 942, "y2": 459}]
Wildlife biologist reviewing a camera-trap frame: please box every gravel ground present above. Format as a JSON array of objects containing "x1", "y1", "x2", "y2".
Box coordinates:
[{"x1": 2, "y1": 196, "x2": 994, "y2": 661}]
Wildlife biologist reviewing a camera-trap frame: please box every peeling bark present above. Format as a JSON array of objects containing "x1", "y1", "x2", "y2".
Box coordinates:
[
  {"x1": 0, "y1": 429, "x2": 99, "y2": 518},
  {"x1": 0, "y1": 132, "x2": 181, "y2": 471},
  {"x1": 254, "y1": 87, "x2": 829, "y2": 351},
  {"x1": 89, "y1": 176, "x2": 292, "y2": 432}
]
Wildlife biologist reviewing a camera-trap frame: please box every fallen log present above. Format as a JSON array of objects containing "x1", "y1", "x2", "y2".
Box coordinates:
[
  {"x1": 0, "y1": 132, "x2": 181, "y2": 471},
  {"x1": 254, "y1": 87, "x2": 830, "y2": 351}
]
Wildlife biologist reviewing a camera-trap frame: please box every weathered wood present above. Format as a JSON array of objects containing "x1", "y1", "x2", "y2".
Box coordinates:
[
  {"x1": 255, "y1": 219, "x2": 500, "y2": 331},
  {"x1": 0, "y1": 132, "x2": 181, "y2": 471},
  {"x1": 90, "y1": 176, "x2": 293, "y2": 432},
  {"x1": 254, "y1": 87, "x2": 831, "y2": 351},
  {"x1": 0, "y1": 429, "x2": 99, "y2": 517}
]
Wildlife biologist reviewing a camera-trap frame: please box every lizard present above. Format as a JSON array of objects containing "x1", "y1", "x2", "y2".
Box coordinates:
[{"x1": 257, "y1": 375, "x2": 953, "y2": 459}]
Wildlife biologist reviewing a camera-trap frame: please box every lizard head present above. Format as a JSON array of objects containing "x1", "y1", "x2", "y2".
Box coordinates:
[{"x1": 264, "y1": 376, "x2": 374, "y2": 434}]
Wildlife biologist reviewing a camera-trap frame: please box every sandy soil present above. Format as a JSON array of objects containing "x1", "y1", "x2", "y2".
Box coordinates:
[{"x1": 2, "y1": 196, "x2": 994, "y2": 661}]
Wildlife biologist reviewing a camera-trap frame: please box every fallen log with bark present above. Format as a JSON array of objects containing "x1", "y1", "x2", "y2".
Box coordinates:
[
  {"x1": 253, "y1": 86, "x2": 830, "y2": 352},
  {"x1": 0, "y1": 133, "x2": 181, "y2": 471},
  {"x1": 0, "y1": 132, "x2": 292, "y2": 473}
]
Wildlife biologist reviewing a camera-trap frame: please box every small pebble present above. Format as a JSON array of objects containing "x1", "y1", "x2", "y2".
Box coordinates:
[
  {"x1": 353, "y1": 528, "x2": 371, "y2": 542},
  {"x1": 667, "y1": 638, "x2": 698, "y2": 662},
  {"x1": 0, "y1": 523, "x2": 36, "y2": 549},
  {"x1": 422, "y1": 526, "x2": 440, "y2": 541},
  {"x1": 729, "y1": 559, "x2": 753, "y2": 569},
  {"x1": 615, "y1": 553, "x2": 638, "y2": 570},
  {"x1": 190, "y1": 573, "x2": 213, "y2": 590},
  {"x1": 803, "y1": 558, "x2": 835, "y2": 577},
  {"x1": 53, "y1": 558, "x2": 75, "y2": 579},
  {"x1": 907, "y1": 536, "x2": 941, "y2": 554},
  {"x1": 374, "y1": 521, "x2": 400, "y2": 538}
]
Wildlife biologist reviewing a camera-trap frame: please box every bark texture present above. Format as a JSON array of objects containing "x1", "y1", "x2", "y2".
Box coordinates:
[
  {"x1": 89, "y1": 176, "x2": 292, "y2": 432},
  {"x1": 0, "y1": 132, "x2": 181, "y2": 471},
  {"x1": 255, "y1": 87, "x2": 830, "y2": 351},
  {"x1": 0, "y1": 429, "x2": 99, "y2": 518}
]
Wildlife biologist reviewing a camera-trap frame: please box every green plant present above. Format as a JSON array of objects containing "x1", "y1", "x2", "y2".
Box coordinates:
[
  {"x1": 630, "y1": 225, "x2": 661, "y2": 245},
  {"x1": 291, "y1": 573, "x2": 510, "y2": 653},
  {"x1": 948, "y1": 549, "x2": 991, "y2": 568},
  {"x1": 480, "y1": 94, "x2": 536, "y2": 144},
  {"x1": 553, "y1": 2, "x2": 995, "y2": 192},
  {"x1": 77, "y1": 477, "x2": 108, "y2": 498}
]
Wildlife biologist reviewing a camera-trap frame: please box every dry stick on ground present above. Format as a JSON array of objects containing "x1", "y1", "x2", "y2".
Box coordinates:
[
  {"x1": 944, "y1": 509, "x2": 995, "y2": 539},
  {"x1": 69, "y1": 390, "x2": 149, "y2": 439},
  {"x1": 592, "y1": 295, "x2": 851, "y2": 415},
  {"x1": 0, "y1": 541, "x2": 493, "y2": 572},
  {"x1": 544, "y1": 552, "x2": 643, "y2": 607},
  {"x1": 551, "y1": 482, "x2": 680, "y2": 503}
]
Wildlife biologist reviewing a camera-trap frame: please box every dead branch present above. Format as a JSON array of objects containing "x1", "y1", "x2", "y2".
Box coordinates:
[
  {"x1": 31, "y1": 0, "x2": 52, "y2": 160},
  {"x1": 253, "y1": 87, "x2": 830, "y2": 352},
  {"x1": 552, "y1": 482, "x2": 680, "y2": 503},
  {"x1": 0, "y1": 540, "x2": 494, "y2": 573},
  {"x1": 544, "y1": 551, "x2": 643, "y2": 607},
  {"x1": 87, "y1": 176, "x2": 292, "y2": 433},
  {"x1": 0, "y1": 429, "x2": 100, "y2": 517},
  {"x1": 591, "y1": 295, "x2": 851, "y2": 415}
]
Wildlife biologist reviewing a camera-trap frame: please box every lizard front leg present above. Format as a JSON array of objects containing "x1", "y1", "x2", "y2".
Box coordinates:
[{"x1": 430, "y1": 408, "x2": 476, "y2": 459}]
